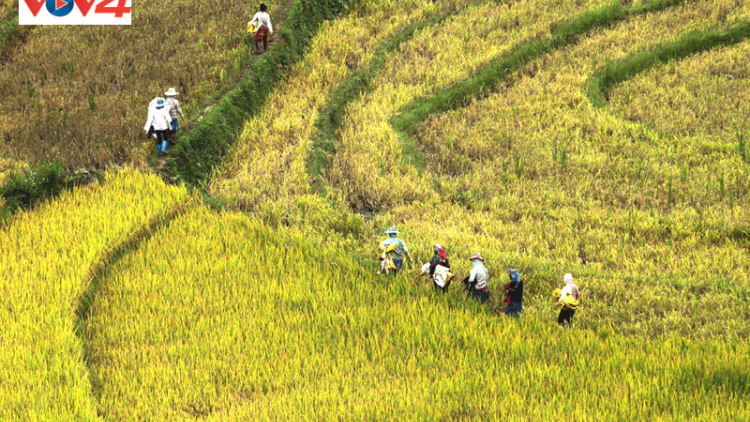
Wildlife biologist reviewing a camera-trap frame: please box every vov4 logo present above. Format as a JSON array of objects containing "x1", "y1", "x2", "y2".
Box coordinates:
[{"x1": 20, "y1": 0, "x2": 131, "y2": 25}]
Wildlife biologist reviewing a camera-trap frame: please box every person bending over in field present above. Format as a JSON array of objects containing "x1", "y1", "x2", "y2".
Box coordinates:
[
  {"x1": 555, "y1": 273, "x2": 580, "y2": 329},
  {"x1": 421, "y1": 244, "x2": 452, "y2": 293},
  {"x1": 164, "y1": 88, "x2": 183, "y2": 145},
  {"x1": 144, "y1": 97, "x2": 171, "y2": 155},
  {"x1": 250, "y1": 3, "x2": 273, "y2": 54},
  {"x1": 463, "y1": 252, "x2": 490, "y2": 303},
  {"x1": 505, "y1": 269, "x2": 523, "y2": 317},
  {"x1": 379, "y1": 226, "x2": 411, "y2": 276}
]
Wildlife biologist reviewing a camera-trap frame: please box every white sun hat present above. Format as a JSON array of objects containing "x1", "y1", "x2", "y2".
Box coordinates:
[
  {"x1": 164, "y1": 87, "x2": 179, "y2": 96},
  {"x1": 384, "y1": 226, "x2": 400, "y2": 234},
  {"x1": 468, "y1": 252, "x2": 484, "y2": 261}
]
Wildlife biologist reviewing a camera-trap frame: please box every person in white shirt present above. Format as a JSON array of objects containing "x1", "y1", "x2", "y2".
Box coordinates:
[
  {"x1": 144, "y1": 97, "x2": 172, "y2": 155},
  {"x1": 558, "y1": 273, "x2": 580, "y2": 327},
  {"x1": 463, "y1": 252, "x2": 490, "y2": 304},
  {"x1": 250, "y1": 3, "x2": 273, "y2": 54},
  {"x1": 164, "y1": 88, "x2": 184, "y2": 145}
]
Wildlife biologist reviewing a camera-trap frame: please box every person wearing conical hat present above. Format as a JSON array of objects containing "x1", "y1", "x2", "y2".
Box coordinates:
[
  {"x1": 463, "y1": 252, "x2": 490, "y2": 303},
  {"x1": 144, "y1": 96, "x2": 161, "y2": 140},
  {"x1": 379, "y1": 226, "x2": 411, "y2": 275},
  {"x1": 164, "y1": 88, "x2": 183, "y2": 145}
]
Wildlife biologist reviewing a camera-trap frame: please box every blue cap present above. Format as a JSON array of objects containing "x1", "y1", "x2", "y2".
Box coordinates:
[
  {"x1": 156, "y1": 97, "x2": 165, "y2": 108},
  {"x1": 384, "y1": 226, "x2": 400, "y2": 234},
  {"x1": 508, "y1": 269, "x2": 520, "y2": 283}
]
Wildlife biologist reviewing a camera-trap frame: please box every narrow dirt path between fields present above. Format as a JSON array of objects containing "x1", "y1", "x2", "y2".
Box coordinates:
[{"x1": 151, "y1": 0, "x2": 295, "y2": 175}]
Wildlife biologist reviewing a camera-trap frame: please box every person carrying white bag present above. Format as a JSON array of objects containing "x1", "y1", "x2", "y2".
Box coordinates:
[{"x1": 421, "y1": 244, "x2": 453, "y2": 293}]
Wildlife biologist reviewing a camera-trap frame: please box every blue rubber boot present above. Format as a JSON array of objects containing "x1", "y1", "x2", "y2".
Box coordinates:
[
  {"x1": 161, "y1": 140, "x2": 168, "y2": 154},
  {"x1": 157, "y1": 142, "x2": 162, "y2": 155}
]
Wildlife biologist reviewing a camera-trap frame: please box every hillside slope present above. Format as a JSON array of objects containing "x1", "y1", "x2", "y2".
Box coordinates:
[
  {"x1": 1, "y1": 0, "x2": 750, "y2": 419},
  {"x1": 0, "y1": 0, "x2": 279, "y2": 170}
]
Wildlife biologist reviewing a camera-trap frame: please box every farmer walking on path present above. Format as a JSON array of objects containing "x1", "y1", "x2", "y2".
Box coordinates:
[
  {"x1": 464, "y1": 252, "x2": 490, "y2": 304},
  {"x1": 144, "y1": 97, "x2": 171, "y2": 155},
  {"x1": 378, "y1": 226, "x2": 411, "y2": 276},
  {"x1": 505, "y1": 269, "x2": 524, "y2": 317},
  {"x1": 555, "y1": 273, "x2": 580, "y2": 329},
  {"x1": 144, "y1": 97, "x2": 159, "y2": 140},
  {"x1": 164, "y1": 88, "x2": 183, "y2": 145},
  {"x1": 250, "y1": 3, "x2": 273, "y2": 54}
]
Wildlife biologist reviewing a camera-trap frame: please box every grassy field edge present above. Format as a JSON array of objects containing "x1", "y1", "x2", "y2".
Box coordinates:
[
  {"x1": 74, "y1": 197, "x2": 195, "y2": 416},
  {"x1": 0, "y1": 0, "x2": 348, "y2": 226},
  {"x1": 305, "y1": 2, "x2": 483, "y2": 195},
  {"x1": 585, "y1": 20, "x2": 750, "y2": 108},
  {"x1": 165, "y1": 0, "x2": 353, "y2": 187},
  {"x1": 390, "y1": 0, "x2": 693, "y2": 172}
]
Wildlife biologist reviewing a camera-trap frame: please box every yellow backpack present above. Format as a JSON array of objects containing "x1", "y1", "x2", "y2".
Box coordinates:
[
  {"x1": 553, "y1": 289, "x2": 580, "y2": 310},
  {"x1": 247, "y1": 19, "x2": 258, "y2": 34}
]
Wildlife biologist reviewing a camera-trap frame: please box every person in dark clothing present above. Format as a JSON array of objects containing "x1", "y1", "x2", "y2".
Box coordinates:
[
  {"x1": 558, "y1": 308, "x2": 575, "y2": 325},
  {"x1": 422, "y1": 244, "x2": 452, "y2": 293},
  {"x1": 556, "y1": 273, "x2": 580, "y2": 329},
  {"x1": 505, "y1": 269, "x2": 523, "y2": 317},
  {"x1": 428, "y1": 244, "x2": 449, "y2": 276}
]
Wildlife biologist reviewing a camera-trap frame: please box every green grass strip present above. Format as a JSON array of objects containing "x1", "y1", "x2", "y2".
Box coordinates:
[
  {"x1": 0, "y1": 162, "x2": 100, "y2": 227},
  {"x1": 0, "y1": 8, "x2": 19, "y2": 49},
  {"x1": 166, "y1": 0, "x2": 353, "y2": 186},
  {"x1": 390, "y1": 0, "x2": 692, "y2": 172},
  {"x1": 586, "y1": 21, "x2": 750, "y2": 108},
  {"x1": 0, "y1": 0, "x2": 351, "y2": 225},
  {"x1": 306, "y1": 3, "x2": 482, "y2": 195}
]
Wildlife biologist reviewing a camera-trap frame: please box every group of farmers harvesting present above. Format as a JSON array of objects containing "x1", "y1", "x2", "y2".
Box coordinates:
[
  {"x1": 141, "y1": 2, "x2": 580, "y2": 328},
  {"x1": 379, "y1": 226, "x2": 581, "y2": 328}
]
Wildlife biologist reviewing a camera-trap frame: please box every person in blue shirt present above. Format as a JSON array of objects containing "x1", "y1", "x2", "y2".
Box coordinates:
[{"x1": 379, "y1": 226, "x2": 411, "y2": 275}]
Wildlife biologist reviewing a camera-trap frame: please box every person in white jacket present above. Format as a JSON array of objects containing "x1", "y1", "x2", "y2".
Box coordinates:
[
  {"x1": 463, "y1": 252, "x2": 490, "y2": 304},
  {"x1": 558, "y1": 273, "x2": 580, "y2": 327},
  {"x1": 144, "y1": 97, "x2": 172, "y2": 155},
  {"x1": 250, "y1": 3, "x2": 273, "y2": 54}
]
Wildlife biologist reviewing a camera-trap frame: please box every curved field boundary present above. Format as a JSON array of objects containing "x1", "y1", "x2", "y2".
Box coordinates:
[
  {"x1": 166, "y1": 0, "x2": 352, "y2": 186},
  {"x1": 585, "y1": 20, "x2": 750, "y2": 108},
  {"x1": 80, "y1": 205, "x2": 750, "y2": 419},
  {"x1": 306, "y1": 2, "x2": 483, "y2": 194},
  {"x1": 75, "y1": 198, "x2": 194, "y2": 413},
  {"x1": 388, "y1": 0, "x2": 692, "y2": 173},
  {"x1": 0, "y1": 171, "x2": 189, "y2": 419}
]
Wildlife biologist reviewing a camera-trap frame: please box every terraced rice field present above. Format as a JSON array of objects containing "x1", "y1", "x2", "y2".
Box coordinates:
[{"x1": 2, "y1": 0, "x2": 749, "y2": 419}]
